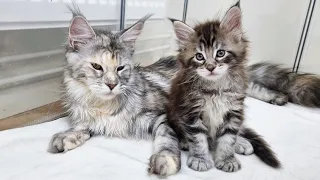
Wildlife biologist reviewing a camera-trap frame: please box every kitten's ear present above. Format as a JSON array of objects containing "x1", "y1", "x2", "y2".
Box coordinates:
[
  {"x1": 69, "y1": 16, "x2": 96, "y2": 49},
  {"x1": 169, "y1": 18, "x2": 195, "y2": 48},
  {"x1": 120, "y1": 14, "x2": 152, "y2": 45},
  {"x1": 220, "y1": 1, "x2": 242, "y2": 37}
]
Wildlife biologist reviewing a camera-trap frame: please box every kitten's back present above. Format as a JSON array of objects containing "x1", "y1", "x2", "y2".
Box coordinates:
[{"x1": 143, "y1": 56, "x2": 178, "y2": 79}]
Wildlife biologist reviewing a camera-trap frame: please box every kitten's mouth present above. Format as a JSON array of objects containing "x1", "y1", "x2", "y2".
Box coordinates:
[
  {"x1": 208, "y1": 72, "x2": 216, "y2": 76},
  {"x1": 105, "y1": 92, "x2": 116, "y2": 96},
  {"x1": 99, "y1": 92, "x2": 118, "y2": 100}
]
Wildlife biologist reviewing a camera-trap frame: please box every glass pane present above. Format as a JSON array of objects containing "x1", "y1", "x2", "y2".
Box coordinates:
[
  {"x1": 298, "y1": 3, "x2": 320, "y2": 75},
  {"x1": 125, "y1": 0, "x2": 184, "y2": 66},
  {"x1": 0, "y1": 0, "x2": 121, "y2": 121}
]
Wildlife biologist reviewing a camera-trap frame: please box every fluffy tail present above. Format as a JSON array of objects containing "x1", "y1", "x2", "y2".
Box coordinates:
[
  {"x1": 248, "y1": 62, "x2": 320, "y2": 107},
  {"x1": 241, "y1": 128, "x2": 281, "y2": 168},
  {"x1": 287, "y1": 74, "x2": 320, "y2": 107}
]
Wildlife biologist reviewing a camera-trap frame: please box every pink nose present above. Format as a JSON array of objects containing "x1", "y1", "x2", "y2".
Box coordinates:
[{"x1": 106, "y1": 84, "x2": 117, "y2": 90}]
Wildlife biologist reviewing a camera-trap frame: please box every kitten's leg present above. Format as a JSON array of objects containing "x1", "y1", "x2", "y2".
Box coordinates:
[
  {"x1": 48, "y1": 127, "x2": 90, "y2": 153},
  {"x1": 247, "y1": 82, "x2": 288, "y2": 105},
  {"x1": 186, "y1": 119, "x2": 213, "y2": 171},
  {"x1": 234, "y1": 136, "x2": 254, "y2": 155},
  {"x1": 148, "y1": 114, "x2": 181, "y2": 177},
  {"x1": 178, "y1": 137, "x2": 189, "y2": 151},
  {"x1": 213, "y1": 110, "x2": 244, "y2": 172}
]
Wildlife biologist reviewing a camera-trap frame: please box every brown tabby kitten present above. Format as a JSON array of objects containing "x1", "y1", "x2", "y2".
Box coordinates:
[
  {"x1": 248, "y1": 62, "x2": 320, "y2": 107},
  {"x1": 167, "y1": 2, "x2": 280, "y2": 172}
]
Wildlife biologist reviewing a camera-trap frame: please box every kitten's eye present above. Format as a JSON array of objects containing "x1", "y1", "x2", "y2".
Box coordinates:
[
  {"x1": 117, "y1": 66, "x2": 125, "y2": 71},
  {"x1": 195, "y1": 53, "x2": 204, "y2": 60},
  {"x1": 216, "y1": 50, "x2": 226, "y2": 58},
  {"x1": 91, "y1": 63, "x2": 103, "y2": 71}
]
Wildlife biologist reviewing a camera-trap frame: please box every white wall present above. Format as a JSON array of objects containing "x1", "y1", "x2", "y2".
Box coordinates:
[
  {"x1": 298, "y1": 1, "x2": 320, "y2": 75},
  {"x1": 186, "y1": 0, "x2": 309, "y2": 67}
]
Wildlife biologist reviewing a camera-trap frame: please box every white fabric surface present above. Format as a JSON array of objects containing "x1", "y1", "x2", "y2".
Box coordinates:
[{"x1": 1, "y1": 97, "x2": 320, "y2": 180}]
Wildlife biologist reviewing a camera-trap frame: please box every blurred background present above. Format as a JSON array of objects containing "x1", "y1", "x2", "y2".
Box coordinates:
[{"x1": 0, "y1": 0, "x2": 318, "y2": 129}]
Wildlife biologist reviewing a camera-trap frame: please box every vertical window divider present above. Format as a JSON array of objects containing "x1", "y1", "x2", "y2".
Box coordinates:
[
  {"x1": 182, "y1": 0, "x2": 188, "y2": 22},
  {"x1": 120, "y1": 0, "x2": 126, "y2": 30},
  {"x1": 293, "y1": 0, "x2": 317, "y2": 73}
]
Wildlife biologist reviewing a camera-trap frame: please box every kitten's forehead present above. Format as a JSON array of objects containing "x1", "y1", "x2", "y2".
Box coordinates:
[
  {"x1": 102, "y1": 52, "x2": 118, "y2": 68},
  {"x1": 194, "y1": 21, "x2": 221, "y2": 47},
  {"x1": 90, "y1": 51, "x2": 119, "y2": 68}
]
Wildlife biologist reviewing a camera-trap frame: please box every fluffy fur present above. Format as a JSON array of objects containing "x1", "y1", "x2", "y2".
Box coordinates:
[
  {"x1": 48, "y1": 6, "x2": 180, "y2": 177},
  {"x1": 248, "y1": 62, "x2": 320, "y2": 107},
  {"x1": 167, "y1": 2, "x2": 280, "y2": 172}
]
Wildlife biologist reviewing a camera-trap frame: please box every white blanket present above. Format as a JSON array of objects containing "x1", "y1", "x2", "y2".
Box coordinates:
[{"x1": 1, "y1": 97, "x2": 320, "y2": 180}]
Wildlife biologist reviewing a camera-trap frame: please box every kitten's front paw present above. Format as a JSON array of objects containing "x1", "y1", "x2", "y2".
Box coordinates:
[
  {"x1": 269, "y1": 94, "x2": 288, "y2": 106},
  {"x1": 215, "y1": 156, "x2": 241, "y2": 172},
  {"x1": 187, "y1": 155, "x2": 213, "y2": 171},
  {"x1": 48, "y1": 130, "x2": 90, "y2": 153},
  {"x1": 235, "y1": 137, "x2": 254, "y2": 155},
  {"x1": 148, "y1": 152, "x2": 180, "y2": 177}
]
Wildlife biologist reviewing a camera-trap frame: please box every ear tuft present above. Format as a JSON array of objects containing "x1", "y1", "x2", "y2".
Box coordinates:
[
  {"x1": 234, "y1": 0, "x2": 241, "y2": 8},
  {"x1": 169, "y1": 18, "x2": 195, "y2": 49}
]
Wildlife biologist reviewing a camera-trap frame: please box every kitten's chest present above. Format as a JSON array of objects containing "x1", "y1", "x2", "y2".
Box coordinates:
[
  {"x1": 202, "y1": 94, "x2": 233, "y2": 136},
  {"x1": 75, "y1": 105, "x2": 151, "y2": 139},
  {"x1": 91, "y1": 113, "x2": 132, "y2": 138},
  {"x1": 72, "y1": 105, "x2": 134, "y2": 138}
]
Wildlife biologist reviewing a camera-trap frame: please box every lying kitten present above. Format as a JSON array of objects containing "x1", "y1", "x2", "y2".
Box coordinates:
[
  {"x1": 248, "y1": 62, "x2": 320, "y2": 107},
  {"x1": 48, "y1": 7, "x2": 180, "y2": 177},
  {"x1": 167, "y1": 2, "x2": 280, "y2": 172}
]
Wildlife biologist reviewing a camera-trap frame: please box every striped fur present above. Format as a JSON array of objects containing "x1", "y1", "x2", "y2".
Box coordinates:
[
  {"x1": 48, "y1": 6, "x2": 180, "y2": 177},
  {"x1": 248, "y1": 62, "x2": 320, "y2": 107},
  {"x1": 239, "y1": 128, "x2": 281, "y2": 168},
  {"x1": 167, "y1": 2, "x2": 280, "y2": 172}
]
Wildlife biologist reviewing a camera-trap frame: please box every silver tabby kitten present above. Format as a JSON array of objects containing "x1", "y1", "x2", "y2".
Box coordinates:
[
  {"x1": 48, "y1": 7, "x2": 180, "y2": 177},
  {"x1": 167, "y1": 2, "x2": 280, "y2": 173}
]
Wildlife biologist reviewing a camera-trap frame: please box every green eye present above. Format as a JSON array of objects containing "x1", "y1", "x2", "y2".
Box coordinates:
[{"x1": 91, "y1": 63, "x2": 103, "y2": 71}]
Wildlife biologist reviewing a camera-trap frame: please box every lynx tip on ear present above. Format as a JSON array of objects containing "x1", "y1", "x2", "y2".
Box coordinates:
[
  {"x1": 234, "y1": 0, "x2": 241, "y2": 8},
  {"x1": 167, "y1": 17, "x2": 182, "y2": 24}
]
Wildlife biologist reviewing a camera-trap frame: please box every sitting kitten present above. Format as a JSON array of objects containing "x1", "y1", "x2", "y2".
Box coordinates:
[
  {"x1": 48, "y1": 7, "x2": 180, "y2": 177},
  {"x1": 248, "y1": 62, "x2": 320, "y2": 107},
  {"x1": 167, "y1": 2, "x2": 280, "y2": 172}
]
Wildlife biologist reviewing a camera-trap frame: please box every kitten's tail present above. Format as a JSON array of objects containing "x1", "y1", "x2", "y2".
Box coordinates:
[{"x1": 241, "y1": 128, "x2": 281, "y2": 168}]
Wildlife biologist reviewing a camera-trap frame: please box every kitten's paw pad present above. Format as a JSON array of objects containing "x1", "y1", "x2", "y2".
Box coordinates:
[
  {"x1": 269, "y1": 95, "x2": 288, "y2": 106},
  {"x1": 48, "y1": 131, "x2": 90, "y2": 153},
  {"x1": 148, "y1": 152, "x2": 180, "y2": 177},
  {"x1": 187, "y1": 156, "x2": 213, "y2": 171},
  {"x1": 215, "y1": 156, "x2": 241, "y2": 172},
  {"x1": 235, "y1": 138, "x2": 254, "y2": 155}
]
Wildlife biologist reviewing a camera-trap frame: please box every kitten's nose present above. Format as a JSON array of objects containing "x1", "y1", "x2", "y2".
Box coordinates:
[
  {"x1": 106, "y1": 83, "x2": 117, "y2": 90},
  {"x1": 206, "y1": 64, "x2": 216, "y2": 72}
]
